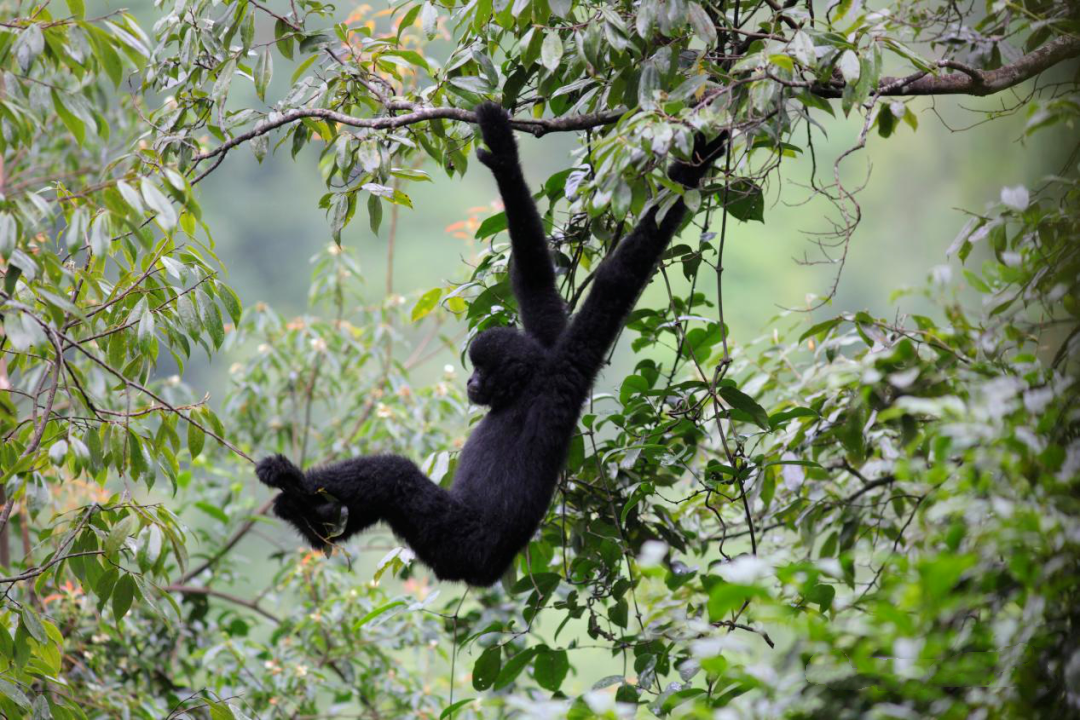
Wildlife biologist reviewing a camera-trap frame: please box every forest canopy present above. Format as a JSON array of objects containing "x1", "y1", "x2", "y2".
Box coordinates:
[{"x1": 0, "y1": 0, "x2": 1077, "y2": 717}]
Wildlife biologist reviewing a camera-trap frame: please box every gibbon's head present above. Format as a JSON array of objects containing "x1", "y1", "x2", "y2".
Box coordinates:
[{"x1": 467, "y1": 327, "x2": 542, "y2": 408}]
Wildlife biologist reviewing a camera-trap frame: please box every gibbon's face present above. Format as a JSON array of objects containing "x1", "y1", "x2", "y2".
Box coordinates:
[{"x1": 467, "y1": 327, "x2": 542, "y2": 408}]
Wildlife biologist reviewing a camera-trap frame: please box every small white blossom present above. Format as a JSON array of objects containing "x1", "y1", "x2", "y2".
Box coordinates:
[{"x1": 637, "y1": 540, "x2": 668, "y2": 567}]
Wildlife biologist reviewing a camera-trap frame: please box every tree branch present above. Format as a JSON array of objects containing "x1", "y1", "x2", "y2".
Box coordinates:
[
  {"x1": 177, "y1": 497, "x2": 275, "y2": 584},
  {"x1": 163, "y1": 583, "x2": 281, "y2": 623},
  {"x1": 190, "y1": 105, "x2": 623, "y2": 170},
  {"x1": 813, "y1": 36, "x2": 1080, "y2": 98}
]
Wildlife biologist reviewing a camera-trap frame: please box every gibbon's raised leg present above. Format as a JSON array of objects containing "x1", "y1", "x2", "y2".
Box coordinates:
[
  {"x1": 474, "y1": 103, "x2": 568, "y2": 348},
  {"x1": 256, "y1": 454, "x2": 504, "y2": 585},
  {"x1": 558, "y1": 131, "x2": 729, "y2": 375}
]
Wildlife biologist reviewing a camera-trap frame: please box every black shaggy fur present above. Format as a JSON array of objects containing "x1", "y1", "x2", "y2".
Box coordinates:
[{"x1": 256, "y1": 103, "x2": 727, "y2": 586}]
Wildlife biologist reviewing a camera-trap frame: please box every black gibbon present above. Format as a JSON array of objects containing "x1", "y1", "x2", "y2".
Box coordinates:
[{"x1": 256, "y1": 103, "x2": 727, "y2": 586}]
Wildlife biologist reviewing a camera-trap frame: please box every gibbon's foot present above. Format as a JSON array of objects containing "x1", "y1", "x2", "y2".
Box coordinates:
[
  {"x1": 474, "y1": 101, "x2": 517, "y2": 170},
  {"x1": 255, "y1": 453, "x2": 307, "y2": 494},
  {"x1": 271, "y1": 491, "x2": 344, "y2": 551},
  {"x1": 258, "y1": 455, "x2": 348, "y2": 551}
]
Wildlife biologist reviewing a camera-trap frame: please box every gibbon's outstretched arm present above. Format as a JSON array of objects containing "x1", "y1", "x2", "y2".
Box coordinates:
[
  {"x1": 474, "y1": 102, "x2": 568, "y2": 348},
  {"x1": 558, "y1": 132, "x2": 728, "y2": 374}
]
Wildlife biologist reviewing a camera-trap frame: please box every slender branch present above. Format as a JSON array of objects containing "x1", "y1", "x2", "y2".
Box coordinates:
[
  {"x1": 189, "y1": 106, "x2": 624, "y2": 169},
  {"x1": 0, "y1": 338, "x2": 61, "y2": 537},
  {"x1": 177, "y1": 497, "x2": 275, "y2": 584},
  {"x1": 163, "y1": 583, "x2": 281, "y2": 623},
  {"x1": 0, "y1": 550, "x2": 103, "y2": 584},
  {"x1": 3, "y1": 302, "x2": 253, "y2": 464},
  {"x1": 712, "y1": 619, "x2": 775, "y2": 648}
]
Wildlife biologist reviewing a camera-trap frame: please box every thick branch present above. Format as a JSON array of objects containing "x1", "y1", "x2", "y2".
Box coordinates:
[{"x1": 813, "y1": 36, "x2": 1080, "y2": 98}]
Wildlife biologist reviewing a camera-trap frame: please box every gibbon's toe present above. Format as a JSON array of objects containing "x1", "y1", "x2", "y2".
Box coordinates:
[{"x1": 256, "y1": 454, "x2": 304, "y2": 492}]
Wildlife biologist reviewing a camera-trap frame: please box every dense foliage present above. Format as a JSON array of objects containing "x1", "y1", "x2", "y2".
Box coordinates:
[{"x1": 0, "y1": 0, "x2": 1077, "y2": 717}]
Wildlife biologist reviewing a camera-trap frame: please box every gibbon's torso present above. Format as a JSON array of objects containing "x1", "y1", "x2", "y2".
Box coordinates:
[{"x1": 450, "y1": 356, "x2": 588, "y2": 529}]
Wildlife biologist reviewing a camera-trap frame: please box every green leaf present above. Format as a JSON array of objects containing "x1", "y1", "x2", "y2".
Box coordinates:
[
  {"x1": 421, "y1": 2, "x2": 438, "y2": 39},
  {"x1": 254, "y1": 48, "x2": 273, "y2": 101},
  {"x1": 493, "y1": 647, "x2": 538, "y2": 690},
  {"x1": 212, "y1": 57, "x2": 237, "y2": 105},
  {"x1": 411, "y1": 287, "x2": 442, "y2": 322},
  {"x1": 0, "y1": 211, "x2": 16, "y2": 260},
  {"x1": 638, "y1": 61, "x2": 660, "y2": 110},
  {"x1": 533, "y1": 648, "x2": 569, "y2": 691},
  {"x1": 177, "y1": 293, "x2": 201, "y2": 336},
  {"x1": 20, "y1": 608, "x2": 47, "y2": 644},
  {"x1": 439, "y1": 699, "x2": 473, "y2": 720},
  {"x1": 475, "y1": 211, "x2": 507, "y2": 239},
  {"x1": 718, "y1": 387, "x2": 770, "y2": 430},
  {"x1": 195, "y1": 501, "x2": 229, "y2": 524},
  {"x1": 397, "y1": 3, "x2": 422, "y2": 40},
  {"x1": 707, "y1": 582, "x2": 765, "y2": 620},
  {"x1": 187, "y1": 421, "x2": 205, "y2": 460},
  {"x1": 4, "y1": 310, "x2": 45, "y2": 351},
  {"x1": 687, "y1": 3, "x2": 716, "y2": 46},
  {"x1": 52, "y1": 90, "x2": 86, "y2": 146},
  {"x1": 390, "y1": 168, "x2": 433, "y2": 182},
  {"x1": 837, "y1": 49, "x2": 860, "y2": 83},
  {"x1": 549, "y1": 0, "x2": 572, "y2": 18},
  {"x1": 330, "y1": 193, "x2": 350, "y2": 243},
  {"x1": 203, "y1": 295, "x2": 225, "y2": 347},
  {"x1": 141, "y1": 178, "x2": 178, "y2": 230},
  {"x1": 251, "y1": 133, "x2": 268, "y2": 163},
  {"x1": 368, "y1": 193, "x2": 383, "y2": 236},
  {"x1": 798, "y1": 316, "x2": 843, "y2": 342},
  {"x1": 541, "y1": 32, "x2": 563, "y2": 72},
  {"x1": 104, "y1": 515, "x2": 135, "y2": 557},
  {"x1": 89, "y1": 211, "x2": 111, "y2": 255},
  {"x1": 112, "y1": 574, "x2": 135, "y2": 622},
  {"x1": 63, "y1": 208, "x2": 89, "y2": 252},
  {"x1": 790, "y1": 31, "x2": 815, "y2": 67},
  {"x1": 720, "y1": 179, "x2": 764, "y2": 223},
  {"x1": 472, "y1": 646, "x2": 501, "y2": 690},
  {"x1": 208, "y1": 702, "x2": 235, "y2": 720},
  {"x1": 0, "y1": 677, "x2": 31, "y2": 710},
  {"x1": 48, "y1": 440, "x2": 69, "y2": 465},
  {"x1": 240, "y1": 7, "x2": 255, "y2": 49},
  {"x1": 66, "y1": 0, "x2": 85, "y2": 19},
  {"x1": 86, "y1": 24, "x2": 123, "y2": 86},
  {"x1": 353, "y1": 600, "x2": 406, "y2": 630},
  {"x1": 16, "y1": 24, "x2": 44, "y2": 72},
  {"x1": 217, "y1": 285, "x2": 242, "y2": 325},
  {"x1": 137, "y1": 305, "x2": 155, "y2": 356}
]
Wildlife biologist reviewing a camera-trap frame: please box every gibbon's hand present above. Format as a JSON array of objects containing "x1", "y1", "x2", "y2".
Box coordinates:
[
  {"x1": 473, "y1": 101, "x2": 519, "y2": 172},
  {"x1": 255, "y1": 454, "x2": 308, "y2": 494}
]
